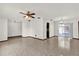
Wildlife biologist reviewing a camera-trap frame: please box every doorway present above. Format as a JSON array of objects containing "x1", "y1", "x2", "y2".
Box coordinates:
[
  {"x1": 58, "y1": 23, "x2": 73, "y2": 38},
  {"x1": 46, "y1": 22, "x2": 50, "y2": 38}
]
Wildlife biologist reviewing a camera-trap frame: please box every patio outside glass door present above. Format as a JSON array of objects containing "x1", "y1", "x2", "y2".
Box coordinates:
[{"x1": 58, "y1": 23, "x2": 73, "y2": 38}]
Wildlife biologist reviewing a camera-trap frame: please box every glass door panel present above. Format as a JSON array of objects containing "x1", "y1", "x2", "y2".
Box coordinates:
[{"x1": 58, "y1": 23, "x2": 73, "y2": 38}]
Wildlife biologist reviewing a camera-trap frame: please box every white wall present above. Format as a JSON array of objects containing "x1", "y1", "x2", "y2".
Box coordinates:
[
  {"x1": 22, "y1": 18, "x2": 55, "y2": 39},
  {"x1": 22, "y1": 20, "x2": 34, "y2": 37},
  {"x1": 0, "y1": 18, "x2": 7, "y2": 41},
  {"x1": 8, "y1": 20, "x2": 22, "y2": 37},
  {"x1": 73, "y1": 20, "x2": 78, "y2": 38},
  {"x1": 22, "y1": 18, "x2": 44, "y2": 39},
  {"x1": 33, "y1": 18, "x2": 44, "y2": 39}
]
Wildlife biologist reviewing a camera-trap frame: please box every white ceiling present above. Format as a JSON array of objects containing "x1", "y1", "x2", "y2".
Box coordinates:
[{"x1": 0, "y1": 3, "x2": 79, "y2": 20}]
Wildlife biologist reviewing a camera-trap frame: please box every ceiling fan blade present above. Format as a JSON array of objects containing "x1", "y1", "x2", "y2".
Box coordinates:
[
  {"x1": 29, "y1": 15, "x2": 35, "y2": 18},
  {"x1": 19, "y1": 12, "x2": 26, "y2": 15},
  {"x1": 31, "y1": 16, "x2": 35, "y2": 18},
  {"x1": 32, "y1": 16, "x2": 35, "y2": 18},
  {"x1": 30, "y1": 13, "x2": 35, "y2": 15},
  {"x1": 23, "y1": 16, "x2": 26, "y2": 18}
]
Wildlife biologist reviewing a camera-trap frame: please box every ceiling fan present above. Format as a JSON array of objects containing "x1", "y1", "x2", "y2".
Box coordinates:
[{"x1": 19, "y1": 11, "x2": 36, "y2": 21}]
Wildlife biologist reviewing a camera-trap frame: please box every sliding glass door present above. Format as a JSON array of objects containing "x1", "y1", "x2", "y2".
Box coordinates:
[{"x1": 58, "y1": 23, "x2": 73, "y2": 38}]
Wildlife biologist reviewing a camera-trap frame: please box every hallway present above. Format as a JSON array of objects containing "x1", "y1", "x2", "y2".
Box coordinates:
[{"x1": 0, "y1": 37, "x2": 79, "y2": 56}]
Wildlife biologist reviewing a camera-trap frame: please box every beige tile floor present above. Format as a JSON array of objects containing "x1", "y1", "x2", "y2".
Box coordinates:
[{"x1": 0, "y1": 37, "x2": 79, "y2": 56}]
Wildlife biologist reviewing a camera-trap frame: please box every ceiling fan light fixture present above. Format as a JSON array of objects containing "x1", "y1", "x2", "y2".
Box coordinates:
[{"x1": 24, "y1": 16, "x2": 31, "y2": 21}]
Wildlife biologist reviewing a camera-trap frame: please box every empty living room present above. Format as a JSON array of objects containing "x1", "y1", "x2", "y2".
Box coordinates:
[{"x1": 0, "y1": 1, "x2": 79, "y2": 57}]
